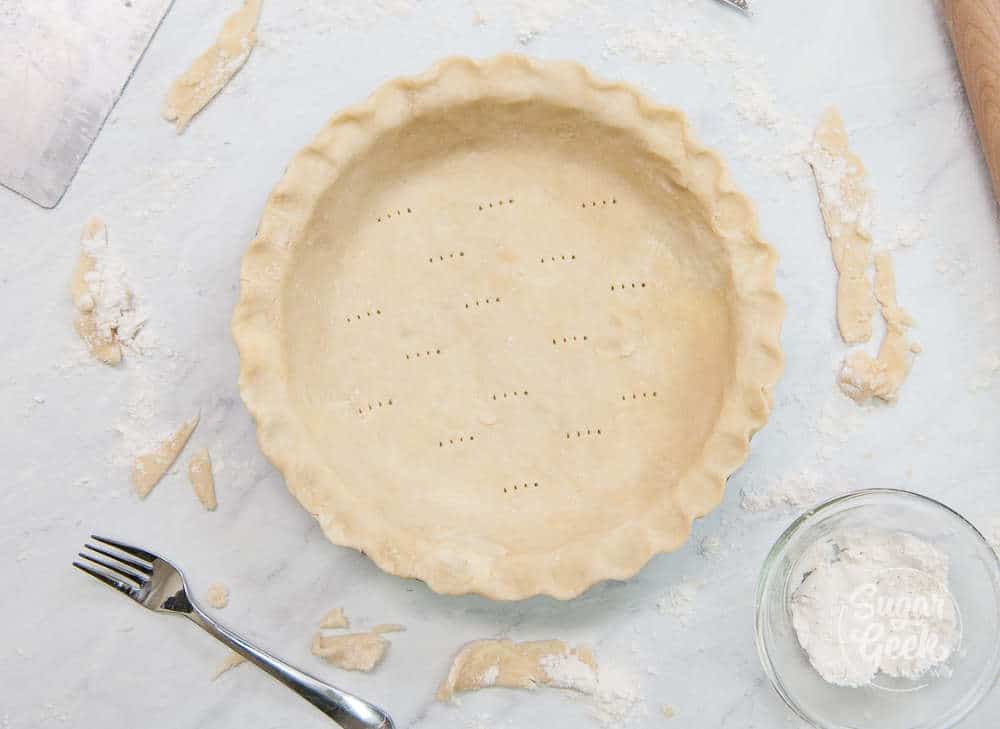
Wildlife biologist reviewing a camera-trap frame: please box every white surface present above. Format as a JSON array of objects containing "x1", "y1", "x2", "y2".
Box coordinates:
[{"x1": 3, "y1": 1, "x2": 1000, "y2": 727}]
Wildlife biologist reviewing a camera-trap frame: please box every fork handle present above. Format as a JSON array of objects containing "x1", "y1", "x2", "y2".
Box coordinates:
[{"x1": 185, "y1": 608, "x2": 393, "y2": 729}]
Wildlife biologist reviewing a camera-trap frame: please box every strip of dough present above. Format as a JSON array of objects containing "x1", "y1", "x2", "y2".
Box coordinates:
[
  {"x1": 162, "y1": 0, "x2": 262, "y2": 133},
  {"x1": 311, "y1": 632, "x2": 388, "y2": 672},
  {"x1": 838, "y1": 252, "x2": 913, "y2": 402},
  {"x1": 71, "y1": 218, "x2": 123, "y2": 365},
  {"x1": 131, "y1": 415, "x2": 199, "y2": 498},
  {"x1": 436, "y1": 639, "x2": 596, "y2": 701},
  {"x1": 188, "y1": 448, "x2": 217, "y2": 511},
  {"x1": 371, "y1": 623, "x2": 405, "y2": 634},
  {"x1": 809, "y1": 108, "x2": 875, "y2": 344},
  {"x1": 212, "y1": 651, "x2": 247, "y2": 680}
]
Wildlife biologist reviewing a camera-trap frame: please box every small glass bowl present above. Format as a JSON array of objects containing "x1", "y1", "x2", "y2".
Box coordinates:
[{"x1": 755, "y1": 488, "x2": 1000, "y2": 729}]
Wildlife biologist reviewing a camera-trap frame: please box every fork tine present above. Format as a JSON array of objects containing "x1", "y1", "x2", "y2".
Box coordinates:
[
  {"x1": 73, "y1": 561, "x2": 137, "y2": 597},
  {"x1": 85, "y1": 543, "x2": 153, "y2": 575},
  {"x1": 78, "y1": 551, "x2": 147, "y2": 586},
  {"x1": 90, "y1": 535, "x2": 157, "y2": 564}
]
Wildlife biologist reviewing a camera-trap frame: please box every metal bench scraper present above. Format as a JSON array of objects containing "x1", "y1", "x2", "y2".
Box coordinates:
[{"x1": 0, "y1": 1, "x2": 173, "y2": 208}]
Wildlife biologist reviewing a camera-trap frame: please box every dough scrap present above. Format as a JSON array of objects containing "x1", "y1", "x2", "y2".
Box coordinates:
[
  {"x1": 205, "y1": 581, "x2": 230, "y2": 609},
  {"x1": 318, "y1": 607, "x2": 349, "y2": 630},
  {"x1": 371, "y1": 623, "x2": 405, "y2": 634},
  {"x1": 436, "y1": 639, "x2": 597, "y2": 701},
  {"x1": 838, "y1": 252, "x2": 914, "y2": 403},
  {"x1": 188, "y1": 447, "x2": 217, "y2": 511},
  {"x1": 131, "y1": 415, "x2": 200, "y2": 498},
  {"x1": 808, "y1": 108, "x2": 875, "y2": 344},
  {"x1": 162, "y1": 0, "x2": 261, "y2": 133},
  {"x1": 212, "y1": 651, "x2": 247, "y2": 680},
  {"x1": 71, "y1": 217, "x2": 138, "y2": 365},
  {"x1": 311, "y1": 631, "x2": 388, "y2": 672}
]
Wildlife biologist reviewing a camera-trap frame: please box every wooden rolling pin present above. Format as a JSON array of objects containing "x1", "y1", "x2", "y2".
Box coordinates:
[{"x1": 944, "y1": 0, "x2": 1000, "y2": 205}]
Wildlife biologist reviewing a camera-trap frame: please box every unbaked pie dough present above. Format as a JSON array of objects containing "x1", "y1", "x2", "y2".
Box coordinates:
[
  {"x1": 311, "y1": 631, "x2": 389, "y2": 672},
  {"x1": 437, "y1": 639, "x2": 596, "y2": 700},
  {"x1": 808, "y1": 108, "x2": 875, "y2": 345},
  {"x1": 808, "y1": 108, "x2": 914, "y2": 403},
  {"x1": 838, "y1": 252, "x2": 913, "y2": 403},
  {"x1": 205, "y1": 581, "x2": 229, "y2": 609},
  {"x1": 162, "y1": 0, "x2": 260, "y2": 133},
  {"x1": 232, "y1": 55, "x2": 784, "y2": 600},
  {"x1": 188, "y1": 447, "x2": 217, "y2": 511},
  {"x1": 212, "y1": 651, "x2": 247, "y2": 680},
  {"x1": 131, "y1": 415, "x2": 199, "y2": 498},
  {"x1": 318, "y1": 607, "x2": 349, "y2": 630},
  {"x1": 71, "y1": 217, "x2": 139, "y2": 365}
]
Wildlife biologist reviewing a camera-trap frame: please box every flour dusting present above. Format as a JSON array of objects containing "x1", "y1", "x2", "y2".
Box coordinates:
[
  {"x1": 741, "y1": 468, "x2": 827, "y2": 512},
  {"x1": 72, "y1": 218, "x2": 145, "y2": 364},
  {"x1": 541, "y1": 653, "x2": 645, "y2": 727},
  {"x1": 540, "y1": 652, "x2": 599, "y2": 693},
  {"x1": 969, "y1": 351, "x2": 1000, "y2": 392},
  {"x1": 80, "y1": 230, "x2": 142, "y2": 345},
  {"x1": 473, "y1": 0, "x2": 577, "y2": 44},
  {"x1": 602, "y1": 6, "x2": 812, "y2": 177},
  {"x1": 888, "y1": 213, "x2": 930, "y2": 250},
  {"x1": 697, "y1": 534, "x2": 726, "y2": 559},
  {"x1": 480, "y1": 663, "x2": 500, "y2": 687},
  {"x1": 260, "y1": 0, "x2": 416, "y2": 44},
  {"x1": 656, "y1": 576, "x2": 702, "y2": 623}
]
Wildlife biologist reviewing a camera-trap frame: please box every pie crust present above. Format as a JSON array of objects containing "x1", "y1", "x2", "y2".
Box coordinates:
[{"x1": 232, "y1": 55, "x2": 784, "y2": 600}]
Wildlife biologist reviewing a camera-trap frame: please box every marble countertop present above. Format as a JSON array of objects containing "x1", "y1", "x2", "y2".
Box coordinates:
[{"x1": 4, "y1": 1, "x2": 1000, "y2": 727}]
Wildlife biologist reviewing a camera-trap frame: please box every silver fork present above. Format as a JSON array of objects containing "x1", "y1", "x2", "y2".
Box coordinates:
[
  {"x1": 74, "y1": 535, "x2": 395, "y2": 729},
  {"x1": 715, "y1": 0, "x2": 751, "y2": 12}
]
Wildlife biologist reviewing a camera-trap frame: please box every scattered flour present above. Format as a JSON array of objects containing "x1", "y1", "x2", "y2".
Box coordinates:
[
  {"x1": 656, "y1": 577, "x2": 703, "y2": 623},
  {"x1": 480, "y1": 663, "x2": 500, "y2": 687},
  {"x1": 887, "y1": 213, "x2": 930, "y2": 251},
  {"x1": 62, "y1": 214, "x2": 204, "y2": 493},
  {"x1": 260, "y1": 0, "x2": 417, "y2": 43},
  {"x1": 540, "y1": 653, "x2": 645, "y2": 727},
  {"x1": 968, "y1": 351, "x2": 1000, "y2": 392},
  {"x1": 697, "y1": 534, "x2": 726, "y2": 559},
  {"x1": 72, "y1": 218, "x2": 145, "y2": 365},
  {"x1": 741, "y1": 467, "x2": 827, "y2": 512},
  {"x1": 79, "y1": 234, "x2": 142, "y2": 348},
  {"x1": 790, "y1": 529, "x2": 959, "y2": 688},
  {"x1": 741, "y1": 394, "x2": 864, "y2": 512},
  {"x1": 471, "y1": 0, "x2": 579, "y2": 44},
  {"x1": 602, "y1": 7, "x2": 812, "y2": 177},
  {"x1": 539, "y1": 652, "x2": 599, "y2": 694}
]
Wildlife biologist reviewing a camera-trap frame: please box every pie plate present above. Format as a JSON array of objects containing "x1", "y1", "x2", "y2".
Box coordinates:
[{"x1": 232, "y1": 55, "x2": 784, "y2": 600}]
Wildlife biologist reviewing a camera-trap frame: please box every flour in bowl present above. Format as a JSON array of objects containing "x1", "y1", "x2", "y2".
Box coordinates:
[{"x1": 790, "y1": 529, "x2": 960, "y2": 687}]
